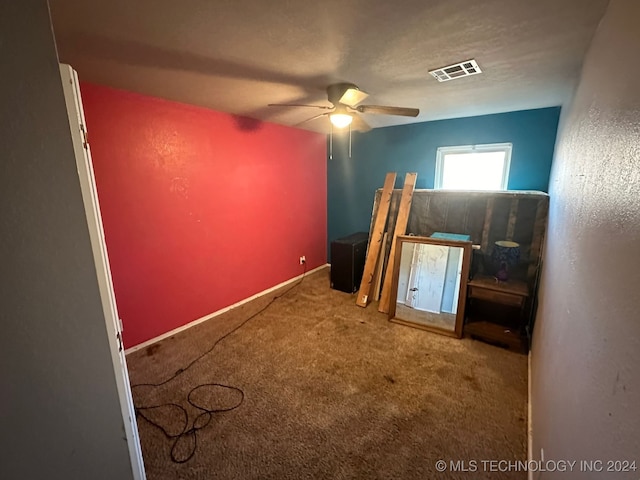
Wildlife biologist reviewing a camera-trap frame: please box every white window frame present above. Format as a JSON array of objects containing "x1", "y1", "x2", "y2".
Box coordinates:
[{"x1": 434, "y1": 143, "x2": 513, "y2": 190}]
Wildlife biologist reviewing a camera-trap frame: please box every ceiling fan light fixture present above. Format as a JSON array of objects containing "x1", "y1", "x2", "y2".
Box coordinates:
[
  {"x1": 329, "y1": 113, "x2": 353, "y2": 128},
  {"x1": 268, "y1": 82, "x2": 418, "y2": 132}
]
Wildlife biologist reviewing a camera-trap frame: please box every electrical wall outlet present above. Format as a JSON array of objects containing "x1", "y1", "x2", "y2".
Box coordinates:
[{"x1": 299, "y1": 256, "x2": 306, "y2": 265}]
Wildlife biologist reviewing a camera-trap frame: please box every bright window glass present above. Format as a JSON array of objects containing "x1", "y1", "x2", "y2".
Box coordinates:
[{"x1": 435, "y1": 143, "x2": 512, "y2": 190}]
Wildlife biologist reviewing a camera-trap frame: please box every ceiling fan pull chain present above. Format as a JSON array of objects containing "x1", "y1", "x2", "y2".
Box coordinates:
[{"x1": 349, "y1": 123, "x2": 352, "y2": 159}]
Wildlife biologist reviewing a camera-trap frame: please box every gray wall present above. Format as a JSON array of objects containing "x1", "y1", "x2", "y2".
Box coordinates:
[
  {"x1": 532, "y1": 0, "x2": 640, "y2": 477},
  {"x1": 0, "y1": 1, "x2": 135, "y2": 478}
]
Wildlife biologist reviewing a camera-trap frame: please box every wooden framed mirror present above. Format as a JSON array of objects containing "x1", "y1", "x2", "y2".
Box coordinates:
[{"x1": 388, "y1": 235, "x2": 472, "y2": 338}]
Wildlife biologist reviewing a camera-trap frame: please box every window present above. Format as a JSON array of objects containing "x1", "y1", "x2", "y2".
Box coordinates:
[{"x1": 434, "y1": 143, "x2": 512, "y2": 190}]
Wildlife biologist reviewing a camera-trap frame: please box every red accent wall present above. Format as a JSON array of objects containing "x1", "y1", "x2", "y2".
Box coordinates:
[{"x1": 80, "y1": 83, "x2": 327, "y2": 349}]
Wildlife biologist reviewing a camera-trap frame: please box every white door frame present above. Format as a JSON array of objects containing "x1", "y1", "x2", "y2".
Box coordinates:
[{"x1": 60, "y1": 64, "x2": 146, "y2": 480}]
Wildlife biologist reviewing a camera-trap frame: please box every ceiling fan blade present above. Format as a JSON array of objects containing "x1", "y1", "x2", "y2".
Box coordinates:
[
  {"x1": 356, "y1": 105, "x2": 420, "y2": 117},
  {"x1": 294, "y1": 112, "x2": 330, "y2": 126},
  {"x1": 351, "y1": 115, "x2": 372, "y2": 132},
  {"x1": 339, "y1": 88, "x2": 369, "y2": 107},
  {"x1": 268, "y1": 103, "x2": 332, "y2": 110}
]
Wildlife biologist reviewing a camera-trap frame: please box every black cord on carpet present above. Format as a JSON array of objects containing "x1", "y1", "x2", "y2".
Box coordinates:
[{"x1": 131, "y1": 263, "x2": 308, "y2": 463}]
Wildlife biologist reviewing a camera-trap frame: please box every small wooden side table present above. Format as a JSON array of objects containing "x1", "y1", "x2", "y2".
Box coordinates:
[{"x1": 464, "y1": 274, "x2": 530, "y2": 352}]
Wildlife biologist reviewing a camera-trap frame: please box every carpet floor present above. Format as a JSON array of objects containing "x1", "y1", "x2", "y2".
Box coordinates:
[{"x1": 127, "y1": 267, "x2": 527, "y2": 479}]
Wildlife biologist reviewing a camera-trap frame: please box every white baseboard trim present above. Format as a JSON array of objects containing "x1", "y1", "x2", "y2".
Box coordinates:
[
  {"x1": 125, "y1": 263, "x2": 330, "y2": 355},
  {"x1": 528, "y1": 351, "x2": 533, "y2": 480}
]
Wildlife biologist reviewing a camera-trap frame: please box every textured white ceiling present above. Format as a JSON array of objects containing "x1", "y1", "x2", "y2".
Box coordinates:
[{"x1": 49, "y1": 0, "x2": 609, "y2": 133}]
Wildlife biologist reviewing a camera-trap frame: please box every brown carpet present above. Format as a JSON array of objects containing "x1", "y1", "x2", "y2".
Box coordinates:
[{"x1": 127, "y1": 267, "x2": 527, "y2": 479}]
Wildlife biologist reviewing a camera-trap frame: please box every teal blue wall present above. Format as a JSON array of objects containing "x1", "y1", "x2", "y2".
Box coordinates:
[{"x1": 327, "y1": 107, "x2": 560, "y2": 253}]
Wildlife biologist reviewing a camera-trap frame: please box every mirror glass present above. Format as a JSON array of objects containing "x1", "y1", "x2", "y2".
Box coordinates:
[{"x1": 390, "y1": 236, "x2": 471, "y2": 337}]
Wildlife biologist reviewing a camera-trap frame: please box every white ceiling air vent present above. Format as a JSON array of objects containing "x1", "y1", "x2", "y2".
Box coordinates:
[{"x1": 429, "y1": 59, "x2": 482, "y2": 82}]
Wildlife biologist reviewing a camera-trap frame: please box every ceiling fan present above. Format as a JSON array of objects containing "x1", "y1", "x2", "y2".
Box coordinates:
[{"x1": 268, "y1": 82, "x2": 420, "y2": 132}]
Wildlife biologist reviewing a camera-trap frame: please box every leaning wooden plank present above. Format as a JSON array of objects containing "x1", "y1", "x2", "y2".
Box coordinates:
[
  {"x1": 372, "y1": 232, "x2": 388, "y2": 301},
  {"x1": 355, "y1": 172, "x2": 397, "y2": 307},
  {"x1": 480, "y1": 197, "x2": 495, "y2": 252},
  {"x1": 378, "y1": 172, "x2": 418, "y2": 313},
  {"x1": 527, "y1": 199, "x2": 549, "y2": 281},
  {"x1": 506, "y1": 198, "x2": 519, "y2": 240}
]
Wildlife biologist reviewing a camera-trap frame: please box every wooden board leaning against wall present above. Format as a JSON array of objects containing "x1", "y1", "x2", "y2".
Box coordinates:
[
  {"x1": 378, "y1": 173, "x2": 417, "y2": 314},
  {"x1": 356, "y1": 173, "x2": 396, "y2": 307}
]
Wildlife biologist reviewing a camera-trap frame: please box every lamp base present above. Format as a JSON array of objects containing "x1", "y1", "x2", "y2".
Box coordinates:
[
  {"x1": 495, "y1": 271, "x2": 509, "y2": 282},
  {"x1": 495, "y1": 263, "x2": 509, "y2": 282}
]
